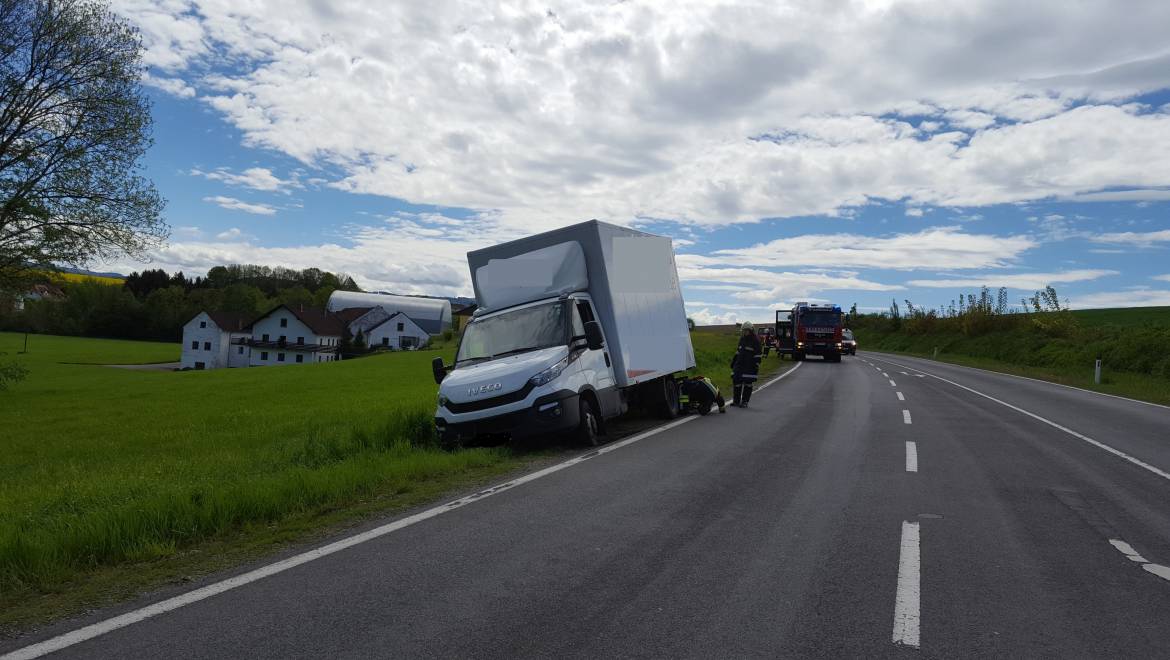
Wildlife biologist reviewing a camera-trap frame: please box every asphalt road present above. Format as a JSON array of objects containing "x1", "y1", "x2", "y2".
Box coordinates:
[{"x1": 5, "y1": 352, "x2": 1170, "y2": 659}]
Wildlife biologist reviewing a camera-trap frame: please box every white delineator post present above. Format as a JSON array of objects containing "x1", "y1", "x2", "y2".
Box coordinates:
[{"x1": 1094, "y1": 359, "x2": 1102, "y2": 385}]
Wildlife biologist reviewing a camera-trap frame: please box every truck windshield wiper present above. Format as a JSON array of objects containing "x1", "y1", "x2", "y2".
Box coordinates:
[{"x1": 490, "y1": 347, "x2": 542, "y2": 359}]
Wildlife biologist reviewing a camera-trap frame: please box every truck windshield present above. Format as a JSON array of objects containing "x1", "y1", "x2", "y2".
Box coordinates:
[
  {"x1": 456, "y1": 302, "x2": 567, "y2": 364},
  {"x1": 800, "y1": 311, "x2": 841, "y2": 327}
]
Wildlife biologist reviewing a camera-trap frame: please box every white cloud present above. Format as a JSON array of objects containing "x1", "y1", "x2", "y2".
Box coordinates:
[
  {"x1": 1152, "y1": 275, "x2": 1170, "y2": 282},
  {"x1": 1065, "y1": 189, "x2": 1170, "y2": 203},
  {"x1": 693, "y1": 227, "x2": 1035, "y2": 271},
  {"x1": 215, "y1": 227, "x2": 246, "y2": 240},
  {"x1": 111, "y1": 1, "x2": 1170, "y2": 229},
  {"x1": 191, "y1": 167, "x2": 296, "y2": 192},
  {"x1": 945, "y1": 110, "x2": 996, "y2": 130},
  {"x1": 1090, "y1": 229, "x2": 1170, "y2": 247},
  {"x1": 907, "y1": 269, "x2": 1118, "y2": 289},
  {"x1": 142, "y1": 73, "x2": 195, "y2": 98},
  {"x1": 202, "y1": 196, "x2": 278, "y2": 216},
  {"x1": 1070, "y1": 288, "x2": 1170, "y2": 309},
  {"x1": 108, "y1": 213, "x2": 519, "y2": 296},
  {"x1": 686, "y1": 307, "x2": 740, "y2": 326},
  {"x1": 904, "y1": 207, "x2": 924, "y2": 217}
]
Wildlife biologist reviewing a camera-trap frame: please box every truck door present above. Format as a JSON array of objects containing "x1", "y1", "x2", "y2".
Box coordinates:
[{"x1": 572, "y1": 300, "x2": 617, "y2": 413}]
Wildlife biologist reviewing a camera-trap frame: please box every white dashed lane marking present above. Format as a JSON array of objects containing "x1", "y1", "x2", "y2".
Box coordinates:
[
  {"x1": 906, "y1": 442, "x2": 918, "y2": 473},
  {"x1": 893, "y1": 521, "x2": 921, "y2": 648},
  {"x1": 903, "y1": 409, "x2": 913, "y2": 424},
  {"x1": 889, "y1": 380, "x2": 897, "y2": 387},
  {"x1": 896, "y1": 392, "x2": 905, "y2": 401}
]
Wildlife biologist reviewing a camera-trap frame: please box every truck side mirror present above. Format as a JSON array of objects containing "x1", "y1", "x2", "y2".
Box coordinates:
[
  {"x1": 432, "y1": 356, "x2": 447, "y2": 384},
  {"x1": 584, "y1": 321, "x2": 604, "y2": 351}
]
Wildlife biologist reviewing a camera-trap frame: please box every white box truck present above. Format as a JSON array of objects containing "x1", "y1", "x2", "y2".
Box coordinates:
[{"x1": 432, "y1": 220, "x2": 696, "y2": 446}]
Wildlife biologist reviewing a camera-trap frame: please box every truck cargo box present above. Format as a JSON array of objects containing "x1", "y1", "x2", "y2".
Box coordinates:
[{"x1": 467, "y1": 220, "x2": 695, "y2": 388}]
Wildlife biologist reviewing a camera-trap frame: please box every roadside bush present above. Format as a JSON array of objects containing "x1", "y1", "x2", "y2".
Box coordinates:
[{"x1": 0, "y1": 358, "x2": 28, "y2": 390}]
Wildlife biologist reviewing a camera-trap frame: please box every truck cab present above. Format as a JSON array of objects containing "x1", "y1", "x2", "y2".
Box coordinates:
[
  {"x1": 789, "y1": 302, "x2": 844, "y2": 362},
  {"x1": 434, "y1": 293, "x2": 621, "y2": 447}
]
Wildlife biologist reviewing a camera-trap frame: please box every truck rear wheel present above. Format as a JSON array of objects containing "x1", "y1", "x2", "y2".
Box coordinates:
[{"x1": 659, "y1": 377, "x2": 680, "y2": 419}]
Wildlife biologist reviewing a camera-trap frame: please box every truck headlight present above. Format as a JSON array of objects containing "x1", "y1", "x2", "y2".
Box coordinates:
[
  {"x1": 529, "y1": 356, "x2": 569, "y2": 387},
  {"x1": 438, "y1": 394, "x2": 449, "y2": 407},
  {"x1": 796, "y1": 341, "x2": 804, "y2": 348}
]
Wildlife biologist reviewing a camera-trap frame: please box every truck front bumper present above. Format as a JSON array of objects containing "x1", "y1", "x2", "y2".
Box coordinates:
[{"x1": 436, "y1": 390, "x2": 581, "y2": 445}]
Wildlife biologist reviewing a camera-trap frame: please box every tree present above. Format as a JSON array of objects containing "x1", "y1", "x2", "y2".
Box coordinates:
[
  {"x1": 123, "y1": 268, "x2": 170, "y2": 298},
  {"x1": 0, "y1": 0, "x2": 166, "y2": 290}
]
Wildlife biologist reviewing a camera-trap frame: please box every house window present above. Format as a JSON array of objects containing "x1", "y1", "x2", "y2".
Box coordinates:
[
  {"x1": 260, "y1": 352, "x2": 268, "y2": 361},
  {"x1": 203, "y1": 341, "x2": 211, "y2": 350},
  {"x1": 279, "y1": 335, "x2": 286, "y2": 344},
  {"x1": 238, "y1": 346, "x2": 244, "y2": 354},
  {"x1": 296, "y1": 337, "x2": 304, "y2": 345},
  {"x1": 295, "y1": 354, "x2": 304, "y2": 363},
  {"x1": 191, "y1": 340, "x2": 199, "y2": 350},
  {"x1": 382, "y1": 337, "x2": 389, "y2": 346},
  {"x1": 262, "y1": 333, "x2": 269, "y2": 342},
  {"x1": 397, "y1": 322, "x2": 404, "y2": 332},
  {"x1": 200, "y1": 321, "x2": 206, "y2": 328},
  {"x1": 280, "y1": 318, "x2": 288, "y2": 327},
  {"x1": 278, "y1": 353, "x2": 285, "y2": 362},
  {"x1": 195, "y1": 361, "x2": 205, "y2": 370}
]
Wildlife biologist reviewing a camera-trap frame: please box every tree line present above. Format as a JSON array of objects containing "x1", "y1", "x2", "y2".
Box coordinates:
[{"x1": 0, "y1": 265, "x2": 362, "y2": 342}]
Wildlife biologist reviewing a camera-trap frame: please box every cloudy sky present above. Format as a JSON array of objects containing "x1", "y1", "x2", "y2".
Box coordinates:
[{"x1": 108, "y1": 0, "x2": 1170, "y2": 323}]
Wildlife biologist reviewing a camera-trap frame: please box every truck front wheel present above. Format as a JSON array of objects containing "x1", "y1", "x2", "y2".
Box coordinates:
[{"x1": 576, "y1": 397, "x2": 602, "y2": 447}]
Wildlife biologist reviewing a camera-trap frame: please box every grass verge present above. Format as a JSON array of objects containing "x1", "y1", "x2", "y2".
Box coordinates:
[{"x1": 867, "y1": 348, "x2": 1170, "y2": 407}]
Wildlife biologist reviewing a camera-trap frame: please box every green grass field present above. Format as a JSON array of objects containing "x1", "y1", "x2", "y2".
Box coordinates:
[
  {"x1": 1068, "y1": 306, "x2": 1170, "y2": 328},
  {"x1": 0, "y1": 328, "x2": 762, "y2": 629},
  {"x1": 0, "y1": 333, "x2": 519, "y2": 625}
]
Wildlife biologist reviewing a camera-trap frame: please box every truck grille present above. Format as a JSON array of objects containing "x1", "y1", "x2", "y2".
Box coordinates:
[{"x1": 444, "y1": 382, "x2": 535, "y2": 414}]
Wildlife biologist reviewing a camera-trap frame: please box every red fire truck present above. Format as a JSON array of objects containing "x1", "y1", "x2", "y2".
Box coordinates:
[{"x1": 774, "y1": 302, "x2": 844, "y2": 362}]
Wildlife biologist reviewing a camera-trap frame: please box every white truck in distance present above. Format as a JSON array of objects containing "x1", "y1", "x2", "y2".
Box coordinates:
[{"x1": 432, "y1": 220, "x2": 696, "y2": 447}]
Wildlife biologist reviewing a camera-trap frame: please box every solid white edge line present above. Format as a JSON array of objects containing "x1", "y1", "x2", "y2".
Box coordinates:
[
  {"x1": 863, "y1": 351, "x2": 1170, "y2": 411},
  {"x1": 893, "y1": 521, "x2": 921, "y2": 648},
  {"x1": 1109, "y1": 539, "x2": 1149, "y2": 564},
  {"x1": 906, "y1": 442, "x2": 918, "y2": 473},
  {"x1": 3, "y1": 363, "x2": 806, "y2": 660},
  {"x1": 897, "y1": 392, "x2": 905, "y2": 401},
  {"x1": 869, "y1": 355, "x2": 1170, "y2": 483},
  {"x1": 903, "y1": 409, "x2": 913, "y2": 425}
]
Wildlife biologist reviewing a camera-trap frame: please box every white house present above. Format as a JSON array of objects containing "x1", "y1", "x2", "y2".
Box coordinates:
[
  {"x1": 248, "y1": 305, "x2": 344, "y2": 366},
  {"x1": 334, "y1": 306, "x2": 390, "y2": 336},
  {"x1": 365, "y1": 311, "x2": 429, "y2": 349},
  {"x1": 181, "y1": 311, "x2": 253, "y2": 370}
]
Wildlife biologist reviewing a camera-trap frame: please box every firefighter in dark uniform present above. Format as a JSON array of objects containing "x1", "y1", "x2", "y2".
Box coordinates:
[{"x1": 731, "y1": 321, "x2": 762, "y2": 407}]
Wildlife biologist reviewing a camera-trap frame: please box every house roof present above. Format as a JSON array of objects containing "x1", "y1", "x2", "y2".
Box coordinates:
[
  {"x1": 206, "y1": 311, "x2": 253, "y2": 332},
  {"x1": 254, "y1": 304, "x2": 346, "y2": 336},
  {"x1": 366, "y1": 310, "x2": 426, "y2": 335},
  {"x1": 333, "y1": 306, "x2": 375, "y2": 324}
]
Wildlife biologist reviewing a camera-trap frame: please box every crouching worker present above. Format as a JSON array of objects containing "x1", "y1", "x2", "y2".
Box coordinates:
[
  {"x1": 679, "y1": 375, "x2": 726, "y2": 415},
  {"x1": 730, "y1": 321, "x2": 762, "y2": 407}
]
